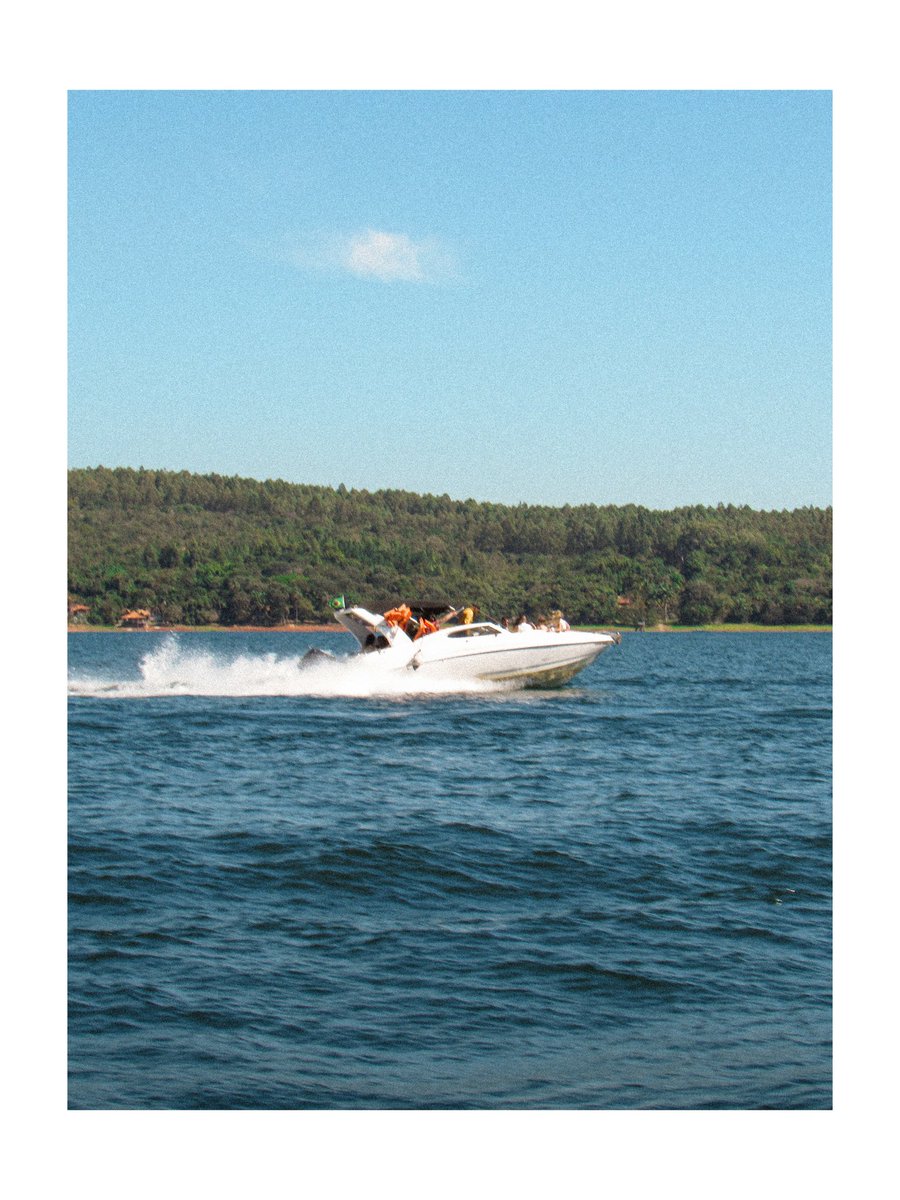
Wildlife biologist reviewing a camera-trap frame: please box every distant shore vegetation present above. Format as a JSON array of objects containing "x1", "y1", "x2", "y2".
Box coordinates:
[{"x1": 68, "y1": 467, "x2": 832, "y2": 628}]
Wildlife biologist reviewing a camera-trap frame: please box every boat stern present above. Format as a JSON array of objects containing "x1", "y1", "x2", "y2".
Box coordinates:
[{"x1": 334, "y1": 606, "x2": 416, "y2": 663}]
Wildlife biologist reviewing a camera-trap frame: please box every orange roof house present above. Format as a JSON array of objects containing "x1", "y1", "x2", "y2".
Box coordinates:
[{"x1": 118, "y1": 609, "x2": 152, "y2": 629}]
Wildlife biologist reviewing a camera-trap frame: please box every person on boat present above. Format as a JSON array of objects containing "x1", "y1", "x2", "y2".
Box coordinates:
[
  {"x1": 550, "y1": 610, "x2": 570, "y2": 632},
  {"x1": 414, "y1": 616, "x2": 439, "y2": 639},
  {"x1": 384, "y1": 604, "x2": 412, "y2": 629},
  {"x1": 516, "y1": 614, "x2": 534, "y2": 632},
  {"x1": 461, "y1": 604, "x2": 475, "y2": 625}
]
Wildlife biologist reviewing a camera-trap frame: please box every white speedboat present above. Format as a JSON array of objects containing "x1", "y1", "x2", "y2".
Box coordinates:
[{"x1": 332, "y1": 603, "x2": 619, "y2": 688}]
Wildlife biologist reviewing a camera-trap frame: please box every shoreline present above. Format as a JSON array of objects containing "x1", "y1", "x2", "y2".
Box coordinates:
[
  {"x1": 67, "y1": 623, "x2": 343, "y2": 634},
  {"x1": 67, "y1": 622, "x2": 832, "y2": 634}
]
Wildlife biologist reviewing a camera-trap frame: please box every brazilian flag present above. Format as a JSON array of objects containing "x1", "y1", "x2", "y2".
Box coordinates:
[{"x1": 329, "y1": 595, "x2": 346, "y2": 610}]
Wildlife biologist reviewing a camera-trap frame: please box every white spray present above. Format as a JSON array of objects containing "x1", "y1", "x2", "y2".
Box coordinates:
[{"x1": 68, "y1": 635, "x2": 513, "y2": 699}]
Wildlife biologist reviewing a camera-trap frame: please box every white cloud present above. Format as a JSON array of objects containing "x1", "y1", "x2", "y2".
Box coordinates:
[
  {"x1": 344, "y1": 229, "x2": 425, "y2": 281},
  {"x1": 281, "y1": 228, "x2": 455, "y2": 283}
]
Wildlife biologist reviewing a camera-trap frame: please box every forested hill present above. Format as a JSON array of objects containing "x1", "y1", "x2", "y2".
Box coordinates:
[{"x1": 68, "y1": 467, "x2": 832, "y2": 627}]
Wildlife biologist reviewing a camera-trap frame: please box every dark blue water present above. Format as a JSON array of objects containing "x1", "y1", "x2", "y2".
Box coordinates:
[{"x1": 68, "y1": 630, "x2": 831, "y2": 1109}]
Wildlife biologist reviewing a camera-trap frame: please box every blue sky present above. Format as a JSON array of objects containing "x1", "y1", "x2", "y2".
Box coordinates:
[{"x1": 68, "y1": 89, "x2": 831, "y2": 509}]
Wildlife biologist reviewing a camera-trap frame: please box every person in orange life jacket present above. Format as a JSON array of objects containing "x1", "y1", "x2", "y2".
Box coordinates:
[{"x1": 384, "y1": 604, "x2": 411, "y2": 628}]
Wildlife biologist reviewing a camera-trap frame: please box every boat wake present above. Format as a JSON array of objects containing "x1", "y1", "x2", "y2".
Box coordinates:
[{"x1": 67, "y1": 635, "x2": 514, "y2": 699}]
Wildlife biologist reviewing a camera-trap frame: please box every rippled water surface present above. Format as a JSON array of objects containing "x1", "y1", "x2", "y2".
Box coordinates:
[{"x1": 68, "y1": 630, "x2": 831, "y2": 1108}]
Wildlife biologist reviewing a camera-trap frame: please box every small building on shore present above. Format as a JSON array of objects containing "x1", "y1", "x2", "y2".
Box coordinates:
[
  {"x1": 68, "y1": 602, "x2": 90, "y2": 624},
  {"x1": 118, "y1": 609, "x2": 153, "y2": 629}
]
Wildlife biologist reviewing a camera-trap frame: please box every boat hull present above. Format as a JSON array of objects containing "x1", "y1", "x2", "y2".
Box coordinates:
[{"x1": 409, "y1": 635, "x2": 613, "y2": 688}]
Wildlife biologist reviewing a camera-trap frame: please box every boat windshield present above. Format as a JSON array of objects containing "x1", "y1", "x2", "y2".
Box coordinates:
[{"x1": 446, "y1": 624, "x2": 502, "y2": 638}]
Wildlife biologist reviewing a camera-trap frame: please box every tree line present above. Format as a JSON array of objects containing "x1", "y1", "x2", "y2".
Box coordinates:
[{"x1": 67, "y1": 467, "x2": 832, "y2": 626}]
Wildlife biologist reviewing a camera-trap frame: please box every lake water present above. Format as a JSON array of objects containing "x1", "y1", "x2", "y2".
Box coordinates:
[{"x1": 68, "y1": 630, "x2": 831, "y2": 1109}]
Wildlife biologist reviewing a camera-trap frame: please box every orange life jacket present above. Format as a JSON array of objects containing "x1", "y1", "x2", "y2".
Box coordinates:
[
  {"x1": 384, "y1": 604, "x2": 412, "y2": 629},
  {"x1": 414, "y1": 617, "x2": 438, "y2": 639}
]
